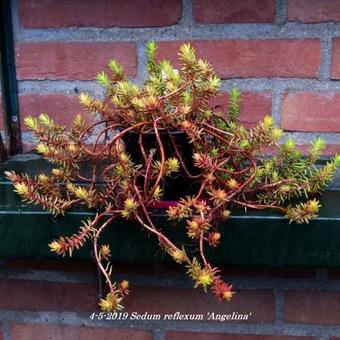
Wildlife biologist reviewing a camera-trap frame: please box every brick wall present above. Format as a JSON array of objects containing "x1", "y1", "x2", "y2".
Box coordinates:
[
  {"x1": 1, "y1": 1, "x2": 340, "y2": 340},
  {"x1": 1, "y1": 260, "x2": 340, "y2": 339},
  {"x1": 0, "y1": 0, "x2": 339, "y2": 152}
]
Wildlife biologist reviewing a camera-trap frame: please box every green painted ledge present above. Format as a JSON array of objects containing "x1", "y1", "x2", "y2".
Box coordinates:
[{"x1": 0, "y1": 154, "x2": 340, "y2": 267}]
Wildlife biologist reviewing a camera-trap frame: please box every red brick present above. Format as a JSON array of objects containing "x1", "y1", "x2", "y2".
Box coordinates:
[
  {"x1": 4, "y1": 259, "x2": 154, "y2": 275},
  {"x1": 157, "y1": 40, "x2": 320, "y2": 79},
  {"x1": 12, "y1": 323, "x2": 151, "y2": 340},
  {"x1": 194, "y1": 0, "x2": 275, "y2": 23},
  {"x1": 288, "y1": 0, "x2": 340, "y2": 23},
  {"x1": 220, "y1": 266, "x2": 315, "y2": 279},
  {"x1": 331, "y1": 38, "x2": 340, "y2": 79},
  {"x1": 4, "y1": 259, "x2": 96, "y2": 273},
  {"x1": 167, "y1": 332, "x2": 314, "y2": 340},
  {"x1": 19, "y1": 0, "x2": 181, "y2": 28},
  {"x1": 124, "y1": 286, "x2": 274, "y2": 322},
  {"x1": 327, "y1": 268, "x2": 340, "y2": 280},
  {"x1": 7, "y1": 93, "x2": 92, "y2": 131},
  {"x1": 216, "y1": 92, "x2": 271, "y2": 127},
  {"x1": 161, "y1": 263, "x2": 316, "y2": 279},
  {"x1": 0, "y1": 279, "x2": 97, "y2": 311},
  {"x1": 18, "y1": 93, "x2": 89, "y2": 130},
  {"x1": 22, "y1": 143, "x2": 38, "y2": 153},
  {"x1": 285, "y1": 290, "x2": 340, "y2": 324},
  {"x1": 0, "y1": 279, "x2": 273, "y2": 319},
  {"x1": 281, "y1": 92, "x2": 340, "y2": 132},
  {"x1": 111, "y1": 261, "x2": 155, "y2": 275},
  {"x1": 16, "y1": 42, "x2": 136, "y2": 80}
]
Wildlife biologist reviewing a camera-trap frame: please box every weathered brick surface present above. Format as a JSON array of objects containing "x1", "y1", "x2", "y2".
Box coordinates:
[
  {"x1": 167, "y1": 332, "x2": 315, "y2": 340},
  {"x1": 193, "y1": 0, "x2": 275, "y2": 23},
  {"x1": 11, "y1": 323, "x2": 152, "y2": 340},
  {"x1": 19, "y1": 0, "x2": 181, "y2": 28},
  {"x1": 124, "y1": 286, "x2": 275, "y2": 322},
  {"x1": 157, "y1": 40, "x2": 320, "y2": 79},
  {"x1": 331, "y1": 38, "x2": 340, "y2": 79},
  {"x1": 217, "y1": 92, "x2": 271, "y2": 128},
  {"x1": 16, "y1": 42, "x2": 136, "y2": 80},
  {"x1": 0, "y1": 279, "x2": 97, "y2": 311},
  {"x1": 285, "y1": 291, "x2": 340, "y2": 324},
  {"x1": 18, "y1": 93, "x2": 87, "y2": 130},
  {"x1": 281, "y1": 92, "x2": 340, "y2": 132},
  {"x1": 288, "y1": 0, "x2": 340, "y2": 23}
]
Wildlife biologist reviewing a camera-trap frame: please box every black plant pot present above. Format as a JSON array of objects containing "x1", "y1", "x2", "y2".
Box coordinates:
[{"x1": 123, "y1": 130, "x2": 199, "y2": 200}]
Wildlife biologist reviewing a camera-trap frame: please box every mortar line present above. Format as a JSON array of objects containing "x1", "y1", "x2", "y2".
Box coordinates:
[
  {"x1": 1, "y1": 320, "x2": 12, "y2": 340},
  {"x1": 153, "y1": 328, "x2": 165, "y2": 340},
  {"x1": 271, "y1": 86, "x2": 283, "y2": 125},
  {"x1": 319, "y1": 32, "x2": 332, "y2": 81},
  {"x1": 0, "y1": 268, "x2": 96, "y2": 284},
  {"x1": 14, "y1": 23, "x2": 340, "y2": 43},
  {"x1": 17, "y1": 78, "x2": 340, "y2": 96},
  {"x1": 317, "y1": 336, "x2": 330, "y2": 340},
  {"x1": 275, "y1": 0, "x2": 287, "y2": 25},
  {"x1": 274, "y1": 289, "x2": 285, "y2": 324},
  {"x1": 220, "y1": 78, "x2": 340, "y2": 91},
  {"x1": 136, "y1": 40, "x2": 148, "y2": 84},
  {"x1": 179, "y1": 0, "x2": 194, "y2": 27},
  {"x1": 10, "y1": 0, "x2": 20, "y2": 44}
]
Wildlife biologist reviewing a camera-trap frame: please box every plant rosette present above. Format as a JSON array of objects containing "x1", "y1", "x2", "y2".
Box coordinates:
[{"x1": 5, "y1": 42, "x2": 340, "y2": 312}]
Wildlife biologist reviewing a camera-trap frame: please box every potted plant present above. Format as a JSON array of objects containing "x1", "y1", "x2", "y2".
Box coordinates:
[{"x1": 5, "y1": 42, "x2": 340, "y2": 312}]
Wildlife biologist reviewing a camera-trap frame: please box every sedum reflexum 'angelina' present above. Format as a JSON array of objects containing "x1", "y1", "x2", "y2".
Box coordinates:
[{"x1": 6, "y1": 42, "x2": 340, "y2": 312}]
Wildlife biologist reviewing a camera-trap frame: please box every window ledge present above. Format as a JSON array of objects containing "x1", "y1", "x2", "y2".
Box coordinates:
[{"x1": 0, "y1": 154, "x2": 340, "y2": 267}]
